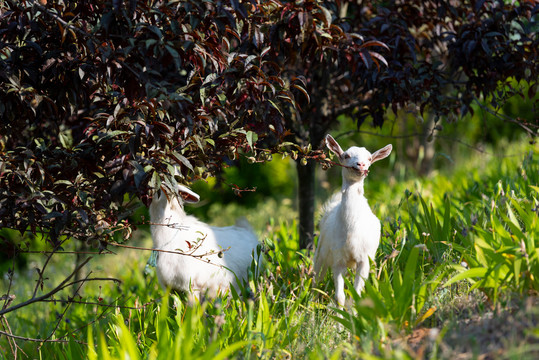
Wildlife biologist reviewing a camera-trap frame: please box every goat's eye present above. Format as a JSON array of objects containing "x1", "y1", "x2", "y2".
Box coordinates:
[
  {"x1": 368, "y1": 157, "x2": 372, "y2": 162},
  {"x1": 342, "y1": 153, "x2": 351, "y2": 160}
]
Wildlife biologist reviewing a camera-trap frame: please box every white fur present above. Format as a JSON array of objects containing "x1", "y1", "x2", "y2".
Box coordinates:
[
  {"x1": 314, "y1": 134, "x2": 392, "y2": 307},
  {"x1": 149, "y1": 185, "x2": 260, "y2": 300}
]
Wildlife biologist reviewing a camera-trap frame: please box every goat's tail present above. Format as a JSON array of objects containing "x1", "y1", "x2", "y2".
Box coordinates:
[{"x1": 235, "y1": 217, "x2": 254, "y2": 231}]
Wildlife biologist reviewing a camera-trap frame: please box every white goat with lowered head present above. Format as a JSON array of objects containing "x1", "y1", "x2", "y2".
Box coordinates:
[
  {"x1": 314, "y1": 134, "x2": 392, "y2": 307},
  {"x1": 149, "y1": 184, "x2": 261, "y2": 300}
]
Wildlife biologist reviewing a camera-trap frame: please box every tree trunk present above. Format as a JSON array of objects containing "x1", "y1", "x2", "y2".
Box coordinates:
[
  {"x1": 72, "y1": 242, "x2": 87, "y2": 296},
  {"x1": 296, "y1": 158, "x2": 316, "y2": 250},
  {"x1": 419, "y1": 115, "x2": 436, "y2": 176}
]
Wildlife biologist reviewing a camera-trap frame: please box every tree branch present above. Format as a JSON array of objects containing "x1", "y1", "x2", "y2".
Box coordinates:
[
  {"x1": 31, "y1": 238, "x2": 70, "y2": 299},
  {"x1": 0, "y1": 315, "x2": 26, "y2": 359},
  {"x1": 31, "y1": 0, "x2": 152, "y2": 90},
  {"x1": 43, "y1": 270, "x2": 89, "y2": 345},
  {"x1": 40, "y1": 297, "x2": 158, "y2": 310},
  {"x1": 107, "y1": 240, "x2": 229, "y2": 260},
  {"x1": 473, "y1": 97, "x2": 538, "y2": 136},
  {"x1": 0, "y1": 329, "x2": 86, "y2": 345},
  {"x1": 61, "y1": 295, "x2": 162, "y2": 343},
  {"x1": 348, "y1": 129, "x2": 527, "y2": 158},
  {"x1": 0, "y1": 257, "x2": 92, "y2": 316}
]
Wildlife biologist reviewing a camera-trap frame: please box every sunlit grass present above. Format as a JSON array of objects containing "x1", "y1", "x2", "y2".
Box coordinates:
[{"x1": 1, "y1": 138, "x2": 538, "y2": 359}]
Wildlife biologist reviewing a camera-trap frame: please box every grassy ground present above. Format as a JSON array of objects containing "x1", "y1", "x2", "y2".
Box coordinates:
[{"x1": 1, "y1": 138, "x2": 538, "y2": 359}]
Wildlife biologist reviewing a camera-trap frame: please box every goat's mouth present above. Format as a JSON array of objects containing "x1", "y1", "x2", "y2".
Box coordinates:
[{"x1": 350, "y1": 167, "x2": 369, "y2": 177}]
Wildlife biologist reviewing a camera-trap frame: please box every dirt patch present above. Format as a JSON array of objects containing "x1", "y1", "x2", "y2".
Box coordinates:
[{"x1": 399, "y1": 296, "x2": 539, "y2": 359}]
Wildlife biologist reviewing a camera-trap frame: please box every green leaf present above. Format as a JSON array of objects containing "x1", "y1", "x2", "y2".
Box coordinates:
[
  {"x1": 292, "y1": 84, "x2": 310, "y2": 103},
  {"x1": 147, "y1": 25, "x2": 163, "y2": 39},
  {"x1": 444, "y1": 267, "x2": 487, "y2": 287},
  {"x1": 165, "y1": 44, "x2": 181, "y2": 68},
  {"x1": 131, "y1": 161, "x2": 147, "y2": 189},
  {"x1": 96, "y1": 130, "x2": 129, "y2": 144},
  {"x1": 113, "y1": 313, "x2": 140, "y2": 360},
  {"x1": 171, "y1": 151, "x2": 193, "y2": 171},
  {"x1": 318, "y1": 5, "x2": 332, "y2": 27},
  {"x1": 59, "y1": 131, "x2": 73, "y2": 149},
  {"x1": 149, "y1": 169, "x2": 160, "y2": 190},
  {"x1": 54, "y1": 179, "x2": 73, "y2": 186},
  {"x1": 212, "y1": 341, "x2": 250, "y2": 360},
  {"x1": 145, "y1": 39, "x2": 158, "y2": 48},
  {"x1": 87, "y1": 326, "x2": 97, "y2": 360},
  {"x1": 267, "y1": 99, "x2": 283, "y2": 116},
  {"x1": 246, "y1": 131, "x2": 257, "y2": 149},
  {"x1": 506, "y1": 204, "x2": 521, "y2": 232}
]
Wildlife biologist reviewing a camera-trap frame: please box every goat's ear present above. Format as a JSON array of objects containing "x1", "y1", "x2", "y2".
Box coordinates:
[
  {"x1": 371, "y1": 144, "x2": 393, "y2": 163},
  {"x1": 178, "y1": 184, "x2": 200, "y2": 204},
  {"x1": 325, "y1": 134, "x2": 344, "y2": 157},
  {"x1": 152, "y1": 188, "x2": 166, "y2": 202}
]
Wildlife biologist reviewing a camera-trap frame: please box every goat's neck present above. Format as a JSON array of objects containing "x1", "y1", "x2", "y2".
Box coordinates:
[
  {"x1": 341, "y1": 178, "x2": 365, "y2": 195},
  {"x1": 340, "y1": 180, "x2": 369, "y2": 230},
  {"x1": 150, "y1": 199, "x2": 187, "y2": 248},
  {"x1": 341, "y1": 180, "x2": 366, "y2": 213}
]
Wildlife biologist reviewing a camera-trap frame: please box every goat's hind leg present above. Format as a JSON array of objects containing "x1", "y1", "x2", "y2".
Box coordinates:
[
  {"x1": 333, "y1": 268, "x2": 346, "y2": 309},
  {"x1": 313, "y1": 261, "x2": 328, "y2": 287},
  {"x1": 313, "y1": 241, "x2": 329, "y2": 287}
]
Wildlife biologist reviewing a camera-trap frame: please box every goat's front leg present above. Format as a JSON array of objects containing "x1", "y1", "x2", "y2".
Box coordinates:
[
  {"x1": 353, "y1": 260, "x2": 370, "y2": 296},
  {"x1": 333, "y1": 268, "x2": 346, "y2": 309}
]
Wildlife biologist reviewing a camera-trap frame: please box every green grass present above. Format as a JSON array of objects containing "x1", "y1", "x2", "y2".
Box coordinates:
[{"x1": 1, "y1": 139, "x2": 538, "y2": 359}]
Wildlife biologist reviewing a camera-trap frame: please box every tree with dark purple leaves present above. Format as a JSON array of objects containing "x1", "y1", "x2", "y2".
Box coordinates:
[{"x1": 0, "y1": 0, "x2": 537, "y2": 258}]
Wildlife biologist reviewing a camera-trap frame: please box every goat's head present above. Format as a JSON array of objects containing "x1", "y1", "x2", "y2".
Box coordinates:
[
  {"x1": 149, "y1": 184, "x2": 200, "y2": 219},
  {"x1": 325, "y1": 134, "x2": 392, "y2": 183}
]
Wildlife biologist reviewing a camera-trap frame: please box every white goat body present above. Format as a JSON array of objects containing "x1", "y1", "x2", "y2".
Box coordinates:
[
  {"x1": 149, "y1": 185, "x2": 260, "y2": 299},
  {"x1": 314, "y1": 134, "x2": 392, "y2": 307}
]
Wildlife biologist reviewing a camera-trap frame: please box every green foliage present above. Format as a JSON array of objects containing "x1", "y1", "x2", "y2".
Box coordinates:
[
  {"x1": 83, "y1": 221, "x2": 312, "y2": 359},
  {"x1": 326, "y1": 142, "x2": 538, "y2": 353},
  {"x1": 333, "y1": 198, "x2": 450, "y2": 339},
  {"x1": 0, "y1": 0, "x2": 309, "y2": 248},
  {"x1": 1, "y1": 0, "x2": 538, "y2": 357},
  {"x1": 89, "y1": 295, "x2": 250, "y2": 360},
  {"x1": 190, "y1": 157, "x2": 296, "y2": 212},
  {"x1": 445, "y1": 152, "x2": 539, "y2": 302},
  {"x1": 2, "y1": 0, "x2": 536, "y2": 253},
  {"x1": 1, "y1": 139, "x2": 537, "y2": 359}
]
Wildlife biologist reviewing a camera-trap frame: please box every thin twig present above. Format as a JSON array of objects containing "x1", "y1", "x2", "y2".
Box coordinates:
[
  {"x1": 337, "y1": 129, "x2": 531, "y2": 158},
  {"x1": 43, "y1": 271, "x2": 90, "y2": 345},
  {"x1": 20, "y1": 250, "x2": 115, "y2": 255},
  {"x1": 107, "y1": 241, "x2": 227, "y2": 259},
  {"x1": 32, "y1": 0, "x2": 159, "y2": 92},
  {"x1": 31, "y1": 244, "x2": 54, "y2": 299},
  {"x1": 40, "y1": 298, "x2": 157, "y2": 310},
  {"x1": 357, "y1": 129, "x2": 426, "y2": 140},
  {"x1": 1, "y1": 294, "x2": 159, "y2": 346},
  {"x1": 1, "y1": 315, "x2": 26, "y2": 359},
  {"x1": 68, "y1": 277, "x2": 122, "y2": 287},
  {"x1": 0, "y1": 295, "x2": 15, "y2": 310},
  {"x1": 32, "y1": 1, "x2": 97, "y2": 41},
  {"x1": 0, "y1": 257, "x2": 92, "y2": 316},
  {"x1": 473, "y1": 97, "x2": 538, "y2": 135},
  {"x1": 107, "y1": 240, "x2": 233, "y2": 269},
  {"x1": 0, "y1": 329, "x2": 86, "y2": 345},
  {"x1": 63, "y1": 296, "x2": 124, "y2": 343},
  {"x1": 62, "y1": 296, "x2": 163, "y2": 343},
  {"x1": 2, "y1": 256, "x2": 16, "y2": 311},
  {"x1": 31, "y1": 238, "x2": 70, "y2": 299}
]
